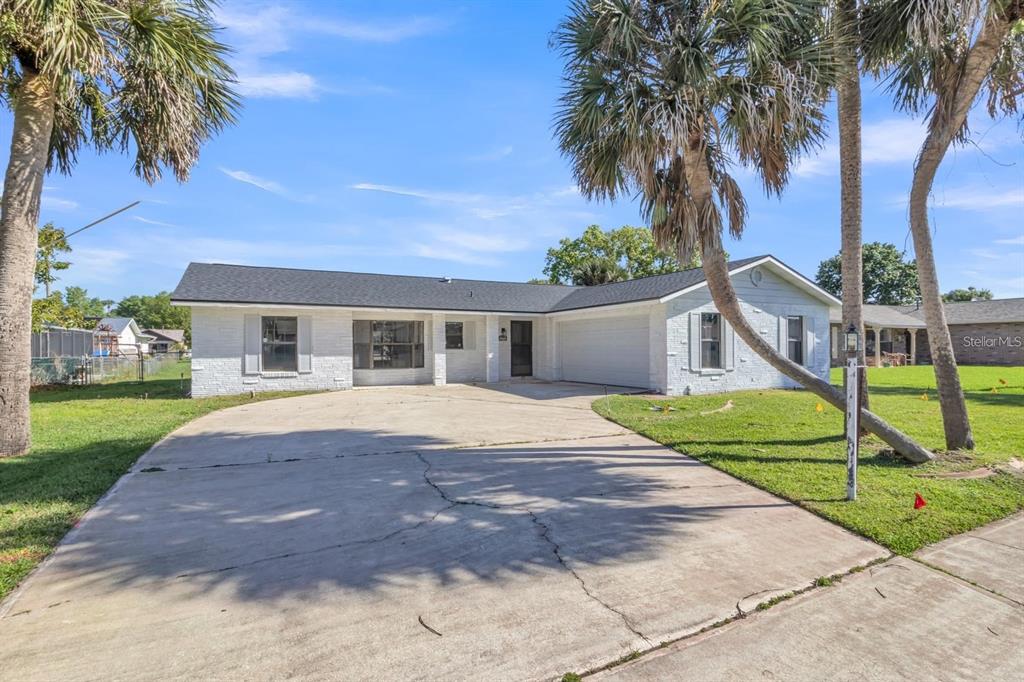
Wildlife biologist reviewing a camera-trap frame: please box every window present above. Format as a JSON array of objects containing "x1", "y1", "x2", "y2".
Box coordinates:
[
  {"x1": 445, "y1": 321, "x2": 464, "y2": 349},
  {"x1": 353, "y1": 320, "x2": 424, "y2": 369},
  {"x1": 700, "y1": 313, "x2": 722, "y2": 369},
  {"x1": 262, "y1": 316, "x2": 297, "y2": 371},
  {"x1": 787, "y1": 316, "x2": 804, "y2": 364}
]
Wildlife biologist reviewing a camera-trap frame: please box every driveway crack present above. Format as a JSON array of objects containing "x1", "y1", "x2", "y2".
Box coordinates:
[
  {"x1": 174, "y1": 502, "x2": 456, "y2": 580},
  {"x1": 414, "y1": 451, "x2": 651, "y2": 646}
]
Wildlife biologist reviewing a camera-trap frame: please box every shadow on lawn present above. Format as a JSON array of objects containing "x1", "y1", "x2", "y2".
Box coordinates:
[
  {"x1": 859, "y1": 384, "x2": 1024, "y2": 407},
  {"x1": 25, "y1": 427, "x2": 787, "y2": 602}
]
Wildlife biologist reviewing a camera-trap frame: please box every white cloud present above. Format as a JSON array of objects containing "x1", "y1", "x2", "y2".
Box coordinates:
[
  {"x1": 215, "y1": 3, "x2": 443, "y2": 99},
  {"x1": 133, "y1": 216, "x2": 179, "y2": 228},
  {"x1": 933, "y1": 186, "x2": 1024, "y2": 210},
  {"x1": 41, "y1": 196, "x2": 78, "y2": 212},
  {"x1": 994, "y1": 235, "x2": 1024, "y2": 246},
  {"x1": 466, "y1": 145, "x2": 514, "y2": 162},
  {"x1": 220, "y1": 167, "x2": 288, "y2": 196},
  {"x1": 793, "y1": 119, "x2": 928, "y2": 178},
  {"x1": 410, "y1": 243, "x2": 498, "y2": 266},
  {"x1": 236, "y1": 71, "x2": 318, "y2": 99},
  {"x1": 351, "y1": 183, "x2": 484, "y2": 204},
  {"x1": 431, "y1": 227, "x2": 529, "y2": 253},
  {"x1": 71, "y1": 247, "x2": 132, "y2": 283}
]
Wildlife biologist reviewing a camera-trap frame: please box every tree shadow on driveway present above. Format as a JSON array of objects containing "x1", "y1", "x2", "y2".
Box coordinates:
[{"x1": 27, "y1": 428, "x2": 788, "y2": 603}]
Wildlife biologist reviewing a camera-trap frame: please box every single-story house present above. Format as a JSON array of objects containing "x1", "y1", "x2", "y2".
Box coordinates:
[
  {"x1": 93, "y1": 317, "x2": 155, "y2": 356},
  {"x1": 828, "y1": 298, "x2": 1023, "y2": 367},
  {"x1": 143, "y1": 328, "x2": 187, "y2": 353},
  {"x1": 170, "y1": 255, "x2": 838, "y2": 398}
]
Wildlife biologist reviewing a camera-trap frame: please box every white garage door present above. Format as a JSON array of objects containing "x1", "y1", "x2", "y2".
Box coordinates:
[{"x1": 559, "y1": 314, "x2": 650, "y2": 388}]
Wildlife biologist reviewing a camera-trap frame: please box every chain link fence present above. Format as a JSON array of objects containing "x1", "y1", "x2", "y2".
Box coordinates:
[{"x1": 30, "y1": 353, "x2": 185, "y2": 386}]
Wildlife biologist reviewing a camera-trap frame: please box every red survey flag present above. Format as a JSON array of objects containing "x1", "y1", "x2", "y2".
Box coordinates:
[{"x1": 914, "y1": 493, "x2": 927, "y2": 509}]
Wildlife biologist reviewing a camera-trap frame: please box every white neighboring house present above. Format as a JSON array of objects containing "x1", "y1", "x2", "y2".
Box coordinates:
[
  {"x1": 93, "y1": 317, "x2": 155, "y2": 356},
  {"x1": 170, "y1": 255, "x2": 838, "y2": 398}
]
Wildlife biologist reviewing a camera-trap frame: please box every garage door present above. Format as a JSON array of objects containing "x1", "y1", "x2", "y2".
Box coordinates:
[{"x1": 559, "y1": 314, "x2": 650, "y2": 388}]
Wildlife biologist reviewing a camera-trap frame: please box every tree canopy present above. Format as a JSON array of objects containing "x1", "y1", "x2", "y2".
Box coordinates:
[
  {"x1": 64, "y1": 286, "x2": 111, "y2": 318},
  {"x1": 543, "y1": 225, "x2": 683, "y2": 285},
  {"x1": 816, "y1": 242, "x2": 920, "y2": 305},
  {"x1": 34, "y1": 223, "x2": 70, "y2": 295},
  {"x1": 943, "y1": 287, "x2": 994, "y2": 302},
  {"x1": 113, "y1": 292, "x2": 190, "y2": 340}
]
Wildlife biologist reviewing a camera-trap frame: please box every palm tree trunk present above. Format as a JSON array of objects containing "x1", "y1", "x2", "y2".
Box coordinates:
[
  {"x1": 907, "y1": 9, "x2": 1015, "y2": 450},
  {"x1": 681, "y1": 140, "x2": 932, "y2": 463},
  {"x1": 0, "y1": 66, "x2": 56, "y2": 457},
  {"x1": 835, "y1": 0, "x2": 868, "y2": 410}
]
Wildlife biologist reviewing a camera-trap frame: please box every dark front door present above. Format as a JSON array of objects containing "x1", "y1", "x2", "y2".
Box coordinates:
[{"x1": 510, "y1": 321, "x2": 533, "y2": 377}]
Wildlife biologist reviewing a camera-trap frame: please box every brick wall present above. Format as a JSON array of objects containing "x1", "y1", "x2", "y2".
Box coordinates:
[
  {"x1": 190, "y1": 306, "x2": 353, "y2": 397},
  {"x1": 664, "y1": 267, "x2": 830, "y2": 396}
]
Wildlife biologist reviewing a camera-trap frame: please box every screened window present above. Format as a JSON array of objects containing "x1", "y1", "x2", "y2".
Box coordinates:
[
  {"x1": 445, "y1": 322, "x2": 464, "y2": 349},
  {"x1": 262, "y1": 316, "x2": 297, "y2": 371},
  {"x1": 353, "y1": 320, "x2": 424, "y2": 369},
  {"x1": 787, "y1": 316, "x2": 804, "y2": 363},
  {"x1": 700, "y1": 313, "x2": 722, "y2": 369}
]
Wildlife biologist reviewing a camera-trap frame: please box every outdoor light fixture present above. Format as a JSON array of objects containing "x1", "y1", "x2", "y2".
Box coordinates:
[{"x1": 845, "y1": 324, "x2": 860, "y2": 355}]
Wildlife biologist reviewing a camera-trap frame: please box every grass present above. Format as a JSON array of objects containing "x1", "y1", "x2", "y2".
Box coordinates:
[
  {"x1": 0, "y1": 361, "x2": 309, "y2": 602},
  {"x1": 594, "y1": 365, "x2": 1024, "y2": 555}
]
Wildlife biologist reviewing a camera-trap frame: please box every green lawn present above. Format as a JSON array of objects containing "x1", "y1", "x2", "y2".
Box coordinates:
[
  {"x1": 594, "y1": 365, "x2": 1024, "y2": 555},
  {"x1": 0, "y1": 361, "x2": 307, "y2": 602}
]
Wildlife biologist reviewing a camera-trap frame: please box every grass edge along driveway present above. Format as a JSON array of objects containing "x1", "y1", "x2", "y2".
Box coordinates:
[
  {"x1": 1, "y1": 360, "x2": 311, "y2": 602},
  {"x1": 594, "y1": 366, "x2": 1024, "y2": 555}
]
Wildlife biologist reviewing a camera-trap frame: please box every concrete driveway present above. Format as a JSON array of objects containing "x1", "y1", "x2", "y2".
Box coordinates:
[{"x1": 1, "y1": 383, "x2": 885, "y2": 681}]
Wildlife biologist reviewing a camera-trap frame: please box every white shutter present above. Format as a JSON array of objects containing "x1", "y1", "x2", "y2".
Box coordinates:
[
  {"x1": 244, "y1": 314, "x2": 261, "y2": 374},
  {"x1": 778, "y1": 315, "x2": 788, "y2": 354},
  {"x1": 298, "y1": 315, "x2": 313, "y2": 373},
  {"x1": 724, "y1": 319, "x2": 735, "y2": 370},
  {"x1": 689, "y1": 312, "x2": 701, "y2": 370},
  {"x1": 462, "y1": 321, "x2": 476, "y2": 350},
  {"x1": 805, "y1": 322, "x2": 815, "y2": 367}
]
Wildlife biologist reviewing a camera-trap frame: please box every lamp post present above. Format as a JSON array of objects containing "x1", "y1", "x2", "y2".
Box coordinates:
[{"x1": 844, "y1": 325, "x2": 861, "y2": 501}]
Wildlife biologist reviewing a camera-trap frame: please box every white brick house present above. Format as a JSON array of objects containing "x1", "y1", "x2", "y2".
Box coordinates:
[{"x1": 171, "y1": 256, "x2": 837, "y2": 398}]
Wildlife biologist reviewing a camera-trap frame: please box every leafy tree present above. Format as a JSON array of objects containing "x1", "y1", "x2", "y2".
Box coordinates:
[
  {"x1": 0, "y1": 1, "x2": 238, "y2": 456},
  {"x1": 861, "y1": 0, "x2": 1021, "y2": 450},
  {"x1": 31, "y1": 291, "x2": 83, "y2": 332},
  {"x1": 815, "y1": 242, "x2": 920, "y2": 305},
  {"x1": 34, "y1": 223, "x2": 70, "y2": 297},
  {"x1": 113, "y1": 292, "x2": 191, "y2": 342},
  {"x1": 64, "y1": 286, "x2": 112, "y2": 318},
  {"x1": 943, "y1": 287, "x2": 994, "y2": 302},
  {"x1": 555, "y1": 0, "x2": 931, "y2": 461},
  {"x1": 543, "y1": 225, "x2": 682, "y2": 285}
]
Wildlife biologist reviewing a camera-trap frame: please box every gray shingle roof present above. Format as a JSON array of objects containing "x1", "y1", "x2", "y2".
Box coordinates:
[
  {"x1": 829, "y1": 304, "x2": 926, "y2": 329},
  {"x1": 897, "y1": 298, "x2": 1024, "y2": 324},
  {"x1": 171, "y1": 256, "x2": 774, "y2": 314},
  {"x1": 95, "y1": 317, "x2": 133, "y2": 334},
  {"x1": 144, "y1": 329, "x2": 186, "y2": 344}
]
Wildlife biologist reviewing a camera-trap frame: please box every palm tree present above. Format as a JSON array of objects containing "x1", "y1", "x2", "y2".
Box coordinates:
[
  {"x1": 862, "y1": 0, "x2": 1022, "y2": 450},
  {"x1": 0, "y1": 1, "x2": 238, "y2": 456},
  {"x1": 833, "y1": 0, "x2": 869, "y2": 410},
  {"x1": 572, "y1": 256, "x2": 627, "y2": 285},
  {"x1": 555, "y1": 0, "x2": 932, "y2": 462}
]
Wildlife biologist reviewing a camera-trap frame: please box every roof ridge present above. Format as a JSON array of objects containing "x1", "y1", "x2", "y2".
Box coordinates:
[{"x1": 190, "y1": 262, "x2": 581, "y2": 290}]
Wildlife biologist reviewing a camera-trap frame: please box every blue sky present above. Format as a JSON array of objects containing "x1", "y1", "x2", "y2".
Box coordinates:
[{"x1": 13, "y1": 0, "x2": 1024, "y2": 302}]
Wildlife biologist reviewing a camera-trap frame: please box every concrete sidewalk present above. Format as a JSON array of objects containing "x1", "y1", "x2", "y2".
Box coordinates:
[{"x1": 597, "y1": 514, "x2": 1024, "y2": 681}]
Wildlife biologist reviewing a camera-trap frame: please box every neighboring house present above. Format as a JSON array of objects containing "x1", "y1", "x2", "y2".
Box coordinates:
[
  {"x1": 93, "y1": 317, "x2": 155, "y2": 356},
  {"x1": 143, "y1": 328, "x2": 187, "y2": 353},
  {"x1": 827, "y1": 305, "x2": 927, "y2": 367},
  {"x1": 171, "y1": 255, "x2": 837, "y2": 398},
  {"x1": 828, "y1": 298, "x2": 1023, "y2": 367}
]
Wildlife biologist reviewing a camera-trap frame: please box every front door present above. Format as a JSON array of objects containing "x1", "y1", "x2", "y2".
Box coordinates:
[{"x1": 510, "y1": 321, "x2": 533, "y2": 377}]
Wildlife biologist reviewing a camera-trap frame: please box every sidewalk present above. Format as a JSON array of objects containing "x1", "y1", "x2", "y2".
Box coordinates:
[{"x1": 596, "y1": 513, "x2": 1024, "y2": 681}]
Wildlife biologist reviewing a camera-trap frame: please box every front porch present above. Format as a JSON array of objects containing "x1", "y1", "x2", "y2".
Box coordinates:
[{"x1": 828, "y1": 305, "x2": 928, "y2": 367}]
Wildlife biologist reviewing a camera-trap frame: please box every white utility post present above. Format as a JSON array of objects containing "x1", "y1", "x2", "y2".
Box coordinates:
[{"x1": 844, "y1": 324, "x2": 861, "y2": 501}]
